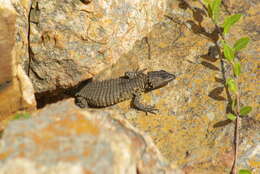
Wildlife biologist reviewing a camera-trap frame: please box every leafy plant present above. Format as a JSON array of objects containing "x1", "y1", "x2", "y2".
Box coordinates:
[{"x1": 200, "y1": 0, "x2": 252, "y2": 173}]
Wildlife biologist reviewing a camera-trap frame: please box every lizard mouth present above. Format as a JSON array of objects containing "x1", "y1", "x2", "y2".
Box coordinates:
[{"x1": 164, "y1": 73, "x2": 176, "y2": 82}]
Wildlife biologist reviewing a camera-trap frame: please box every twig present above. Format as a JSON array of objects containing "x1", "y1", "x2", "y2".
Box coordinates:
[
  {"x1": 231, "y1": 78, "x2": 241, "y2": 174},
  {"x1": 27, "y1": 3, "x2": 33, "y2": 76},
  {"x1": 144, "y1": 37, "x2": 151, "y2": 60},
  {"x1": 231, "y1": 116, "x2": 239, "y2": 174}
]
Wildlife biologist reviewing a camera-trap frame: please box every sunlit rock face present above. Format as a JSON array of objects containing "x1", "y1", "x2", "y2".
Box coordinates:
[
  {"x1": 0, "y1": 99, "x2": 181, "y2": 174},
  {"x1": 28, "y1": 0, "x2": 167, "y2": 92},
  {"x1": 0, "y1": 0, "x2": 36, "y2": 124}
]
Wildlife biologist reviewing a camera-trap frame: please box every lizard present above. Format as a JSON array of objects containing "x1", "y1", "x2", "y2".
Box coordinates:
[{"x1": 75, "y1": 69, "x2": 176, "y2": 114}]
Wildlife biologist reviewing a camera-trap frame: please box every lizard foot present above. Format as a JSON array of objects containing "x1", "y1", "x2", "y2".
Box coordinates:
[
  {"x1": 75, "y1": 96, "x2": 89, "y2": 108},
  {"x1": 142, "y1": 105, "x2": 159, "y2": 115},
  {"x1": 133, "y1": 95, "x2": 159, "y2": 114}
]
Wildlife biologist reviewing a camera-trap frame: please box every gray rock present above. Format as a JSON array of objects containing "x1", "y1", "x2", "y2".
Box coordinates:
[
  {"x1": 0, "y1": 99, "x2": 182, "y2": 174},
  {"x1": 28, "y1": 0, "x2": 167, "y2": 92}
]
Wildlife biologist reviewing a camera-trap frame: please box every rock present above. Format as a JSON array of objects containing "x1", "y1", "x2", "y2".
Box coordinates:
[
  {"x1": 0, "y1": 0, "x2": 36, "y2": 125},
  {"x1": 28, "y1": 0, "x2": 167, "y2": 92},
  {"x1": 98, "y1": 0, "x2": 259, "y2": 173},
  {"x1": 0, "y1": 158, "x2": 84, "y2": 174},
  {"x1": 1, "y1": 0, "x2": 259, "y2": 173},
  {"x1": 0, "y1": 99, "x2": 182, "y2": 174}
]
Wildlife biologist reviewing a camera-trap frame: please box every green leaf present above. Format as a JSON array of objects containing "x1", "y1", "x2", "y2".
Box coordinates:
[
  {"x1": 240, "y1": 106, "x2": 252, "y2": 116},
  {"x1": 222, "y1": 14, "x2": 242, "y2": 35},
  {"x1": 223, "y1": 43, "x2": 235, "y2": 62},
  {"x1": 226, "y1": 78, "x2": 238, "y2": 93},
  {"x1": 13, "y1": 112, "x2": 31, "y2": 120},
  {"x1": 233, "y1": 37, "x2": 250, "y2": 52},
  {"x1": 210, "y1": 0, "x2": 222, "y2": 22},
  {"x1": 239, "y1": 169, "x2": 252, "y2": 174},
  {"x1": 233, "y1": 61, "x2": 241, "y2": 77},
  {"x1": 227, "y1": 113, "x2": 236, "y2": 121}
]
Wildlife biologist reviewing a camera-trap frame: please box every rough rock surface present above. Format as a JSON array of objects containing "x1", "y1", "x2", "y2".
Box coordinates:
[
  {"x1": 0, "y1": 0, "x2": 259, "y2": 173},
  {"x1": 0, "y1": 0, "x2": 36, "y2": 124},
  {"x1": 0, "y1": 99, "x2": 182, "y2": 174},
  {"x1": 28, "y1": 0, "x2": 167, "y2": 92},
  {"x1": 95, "y1": 0, "x2": 259, "y2": 173}
]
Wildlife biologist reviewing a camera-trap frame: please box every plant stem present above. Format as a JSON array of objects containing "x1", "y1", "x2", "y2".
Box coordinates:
[
  {"x1": 231, "y1": 116, "x2": 239, "y2": 174},
  {"x1": 231, "y1": 77, "x2": 241, "y2": 174}
]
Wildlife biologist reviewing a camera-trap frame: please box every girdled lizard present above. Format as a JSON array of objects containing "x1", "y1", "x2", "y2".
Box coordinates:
[{"x1": 75, "y1": 69, "x2": 175, "y2": 114}]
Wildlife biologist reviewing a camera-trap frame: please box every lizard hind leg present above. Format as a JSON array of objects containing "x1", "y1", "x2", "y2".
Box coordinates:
[{"x1": 75, "y1": 96, "x2": 89, "y2": 108}]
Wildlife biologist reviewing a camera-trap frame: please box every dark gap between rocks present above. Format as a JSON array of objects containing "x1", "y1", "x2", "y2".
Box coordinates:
[{"x1": 35, "y1": 79, "x2": 92, "y2": 109}]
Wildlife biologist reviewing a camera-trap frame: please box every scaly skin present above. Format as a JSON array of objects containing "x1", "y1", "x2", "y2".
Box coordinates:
[{"x1": 75, "y1": 70, "x2": 175, "y2": 114}]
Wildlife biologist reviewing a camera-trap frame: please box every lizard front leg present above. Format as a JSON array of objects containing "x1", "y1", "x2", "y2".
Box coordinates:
[
  {"x1": 132, "y1": 94, "x2": 158, "y2": 114},
  {"x1": 125, "y1": 68, "x2": 147, "y2": 79}
]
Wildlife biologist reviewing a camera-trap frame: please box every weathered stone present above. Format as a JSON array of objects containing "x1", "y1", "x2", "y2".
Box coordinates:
[
  {"x1": 0, "y1": 99, "x2": 182, "y2": 174},
  {"x1": 96, "y1": 0, "x2": 259, "y2": 173},
  {"x1": 0, "y1": 0, "x2": 36, "y2": 125},
  {"x1": 1, "y1": 0, "x2": 259, "y2": 173},
  {"x1": 0, "y1": 158, "x2": 84, "y2": 174},
  {"x1": 28, "y1": 0, "x2": 167, "y2": 92}
]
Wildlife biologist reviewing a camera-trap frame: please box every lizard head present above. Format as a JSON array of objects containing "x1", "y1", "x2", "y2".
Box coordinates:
[{"x1": 146, "y1": 70, "x2": 176, "y2": 90}]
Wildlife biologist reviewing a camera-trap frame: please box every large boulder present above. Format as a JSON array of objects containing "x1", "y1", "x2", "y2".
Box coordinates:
[
  {"x1": 112, "y1": 0, "x2": 259, "y2": 173},
  {"x1": 0, "y1": 99, "x2": 182, "y2": 174},
  {"x1": 28, "y1": 0, "x2": 167, "y2": 92}
]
